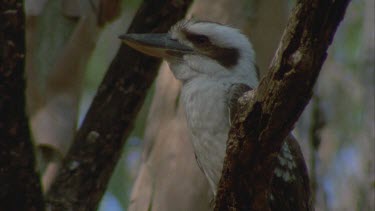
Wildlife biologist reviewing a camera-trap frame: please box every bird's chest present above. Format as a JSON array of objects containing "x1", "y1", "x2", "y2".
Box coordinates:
[
  {"x1": 181, "y1": 80, "x2": 231, "y2": 192},
  {"x1": 181, "y1": 81, "x2": 229, "y2": 139}
]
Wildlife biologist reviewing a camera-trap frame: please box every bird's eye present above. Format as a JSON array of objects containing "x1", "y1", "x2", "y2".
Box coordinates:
[{"x1": 193, "y1": 35, "x2": 209, "y2": 45}]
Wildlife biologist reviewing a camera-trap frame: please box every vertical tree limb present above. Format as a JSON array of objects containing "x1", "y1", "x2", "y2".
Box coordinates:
[
  {"x1": 215, "y1": 0, "x2": 350, "y2": 210},
  {"x1": 308, "y1": 95, "x2": 325, "y2": 205},
  {"x1": 0, "y1": 1, "x2": 44, "y2": 210},
  {"x1": 359, "y1": 0, "x2": 375, "y2": 208},
  {"x1": 45, "y1": 0, "x2": 193, "y2": 210}
]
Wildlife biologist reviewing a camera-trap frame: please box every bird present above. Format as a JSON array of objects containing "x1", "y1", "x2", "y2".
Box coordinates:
[{"x1": 120, "y1": 19, "x2": 311, "y2": 210}]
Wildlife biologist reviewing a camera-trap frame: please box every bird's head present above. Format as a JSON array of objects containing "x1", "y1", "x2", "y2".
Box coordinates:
[{"x1": 120, "y1": 20, "x2": 258, "y2": 86}]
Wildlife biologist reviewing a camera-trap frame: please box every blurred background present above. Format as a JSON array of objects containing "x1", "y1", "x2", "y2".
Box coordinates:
[{"x1": 25, "y1": 0, "x2": 374, "y2": 210}]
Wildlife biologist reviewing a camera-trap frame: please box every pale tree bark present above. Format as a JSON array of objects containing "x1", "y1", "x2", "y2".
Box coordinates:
[
  {"x1": 129, "y1": 63, "x2": 211, "y2": 211},
  {"x1": 128, "y1": 0, "x2": 288, "y2": 210},
  {"x1": 25, "y1": 0, "x2": 120, "y2": 192},
  {"x1": 215, "y1": 0, "x2": 350, "y2": 210},
  {"x1": 45, "y1": 1, "x2": 193, "y2": 210},
  {"x1": 241, "y1": 0, "x2": 289, "y2": 76}
]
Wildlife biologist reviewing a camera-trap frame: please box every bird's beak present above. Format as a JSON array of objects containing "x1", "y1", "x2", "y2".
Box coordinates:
[{"x1": 119, "y1": 33, "x2": 193, "y2": 58}]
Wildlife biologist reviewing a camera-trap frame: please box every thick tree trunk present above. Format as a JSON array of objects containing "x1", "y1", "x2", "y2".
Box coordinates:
[
  {"x1": 0, "y1": 1, "x2": 44, "y2": 210},
  {"x1": 215, "y1": 0, "x2": 350, "y2": 210}
]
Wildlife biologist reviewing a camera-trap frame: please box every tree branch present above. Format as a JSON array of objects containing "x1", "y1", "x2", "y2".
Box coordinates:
[
  {"x1": 45, "y1": 0, "x2": 193, "y2": 210},
  {"x1": 215, "y1": 0, "x2": 350, "y2": 210},
  {"x1": 0, "y1": 1, "x2": 44, "y2": 210}
]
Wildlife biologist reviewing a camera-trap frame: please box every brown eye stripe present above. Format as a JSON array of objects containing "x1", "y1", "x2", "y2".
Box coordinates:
[
  {"x1": 182, "y1": 30, "x2": 239, "y2": 69},
  {"x1": 208, "y1": 47, "x2": 239, "y2": 68},
  {"x1": 185, "y1": 33, "x2": 210, "y2": 45}
]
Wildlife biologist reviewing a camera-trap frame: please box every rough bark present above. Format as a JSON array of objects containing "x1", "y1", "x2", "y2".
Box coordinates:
[
  {"x1": 45, "y1": 0, "x2": 193, "y2": 210},
  {"x1": 215, "y1": 0, "x2": 350, "y2": 210},
  {"x1": 0, "y1": 1, "x2": 44, "y2": 210}
]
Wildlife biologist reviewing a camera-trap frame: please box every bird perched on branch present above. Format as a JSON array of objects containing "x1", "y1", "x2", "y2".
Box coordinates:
[{"x1": 120, "y1": 20, "x2": 311, "y2": 210}]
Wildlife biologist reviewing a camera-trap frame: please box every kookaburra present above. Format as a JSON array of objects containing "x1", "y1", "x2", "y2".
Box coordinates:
[{"x1": 120, "y1": 20, "x2": 311, "y2": 210}]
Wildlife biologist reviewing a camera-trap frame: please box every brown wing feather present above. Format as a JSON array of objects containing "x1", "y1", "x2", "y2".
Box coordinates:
[
  {"x1": 226, "y1": 84, "x2": 312, "y2": 210},
  {"x1": 270, "y1": 134, "x2": 313, "y2": 211}
]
